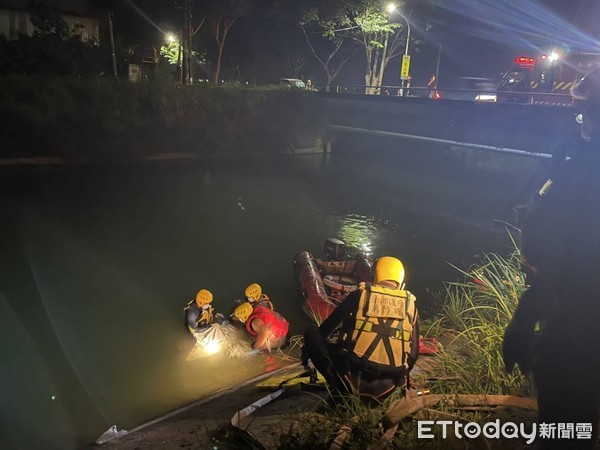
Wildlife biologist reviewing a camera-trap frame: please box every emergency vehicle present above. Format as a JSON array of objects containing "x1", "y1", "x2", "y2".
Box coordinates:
[{"x1": 497, "y1": 52, "x2": 600, "y2": 106}]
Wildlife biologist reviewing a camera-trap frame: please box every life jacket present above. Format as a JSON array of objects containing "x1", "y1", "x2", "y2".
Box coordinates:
[
  {"x1": 245, "y1": 305, "x2": 289, "y2": 340},
  {"x1": 342, "y1": 282, "x2": 416, "y2": 371},
  {"x1": 254, "y1": 294, "x2": 274, "y2": 310},
  {"x1": 184, "y1": 301, "x2": 214, "y2": 333}
]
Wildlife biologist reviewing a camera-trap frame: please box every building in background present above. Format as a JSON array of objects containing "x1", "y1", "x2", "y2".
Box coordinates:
[{"x1": 0, "y1": 0, "x2": 99, "y2": 42}]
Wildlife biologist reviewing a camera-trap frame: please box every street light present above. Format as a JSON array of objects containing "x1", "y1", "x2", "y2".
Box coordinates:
[{"x1": 387, "y1": 4, "x2": 413, "y2": 96}]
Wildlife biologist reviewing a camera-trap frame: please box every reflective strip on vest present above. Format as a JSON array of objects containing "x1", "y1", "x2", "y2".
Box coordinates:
[
  {"x1": 347, "y1": 283, "x2": 416, "y2": 369},
  {"x1": 185, "y1": 303, "x2": 213, "y2": 332},
  {"x1": 197, "y1": 308, "x2": 213, "y2": 327},
  {"x1": 354, "y1": 319, "x2": 411, "y2": 341}
]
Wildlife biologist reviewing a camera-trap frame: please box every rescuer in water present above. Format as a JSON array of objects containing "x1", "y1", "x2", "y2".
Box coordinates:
[
  {"x1": 183, "y1": 289, "x2": 223, "y2": 334},
  {"x1": 244, "y1": 282, "x2": 274, "y2": 310},
  {"x1": 302, "y1": 256, "x2": 419, "y2": 401},
  {"x1": 231, "y1": 301, "x2": 289, "y2": 352},
  {"x1": 503, "y1": 68, "x2": 600, "y2": 448}
]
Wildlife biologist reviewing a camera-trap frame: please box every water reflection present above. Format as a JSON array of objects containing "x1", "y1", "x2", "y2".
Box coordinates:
[{"x1": 333, "y1": 213, "x2": 376, "y2": 254}]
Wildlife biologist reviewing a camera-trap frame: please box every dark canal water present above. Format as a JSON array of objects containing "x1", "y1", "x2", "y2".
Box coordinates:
[{"x1": 0, "y1": 146, "x2": 542, "y2": 448}]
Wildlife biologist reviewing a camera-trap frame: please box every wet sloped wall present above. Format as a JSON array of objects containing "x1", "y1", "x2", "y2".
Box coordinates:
[{"x1": 321, "y1": 93, "x2": 579, "y2": 158}]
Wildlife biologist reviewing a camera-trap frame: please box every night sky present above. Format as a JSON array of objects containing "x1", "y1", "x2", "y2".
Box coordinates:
[{"x1": 93, "y1": 0, "x2": 600, "y2": 88}]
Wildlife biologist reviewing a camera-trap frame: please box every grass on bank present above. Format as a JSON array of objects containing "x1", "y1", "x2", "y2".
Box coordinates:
[
  {"x1": 427, "y1": 236, "x2": 531, "y2": 397},
  {"x1": 276, "y1": 241, "x2": 533, "y2": 449}
]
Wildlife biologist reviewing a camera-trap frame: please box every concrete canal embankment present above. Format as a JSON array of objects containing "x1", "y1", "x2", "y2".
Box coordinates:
[{"x1": 322, "y1": 93, "x2": 577, "y2": 160}]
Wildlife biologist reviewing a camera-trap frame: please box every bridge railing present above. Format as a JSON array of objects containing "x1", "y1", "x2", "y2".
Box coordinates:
[
  {"x1": 333, "y1": 84, "x2": 431, "y2": 96},
  {"x1": 331, "y1": 84, "x2": 573, "y2": 106}
]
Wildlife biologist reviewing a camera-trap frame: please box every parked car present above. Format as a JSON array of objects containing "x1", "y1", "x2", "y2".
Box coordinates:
[{"x1": 279, "y1": 78, "x2": 309, "y2": 89}]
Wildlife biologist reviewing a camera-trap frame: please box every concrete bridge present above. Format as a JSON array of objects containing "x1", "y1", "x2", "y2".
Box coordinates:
[{"x1": 320, "y1": 93, "x2": 579, "y2": 160}]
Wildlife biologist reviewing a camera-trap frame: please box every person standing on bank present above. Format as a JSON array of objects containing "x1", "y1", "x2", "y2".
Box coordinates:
[
  {"x1": 303, "y1": 256, "x2": 419, "y2": 401},
  {"x1": 427, "y1": 74, "x2": 437, "y2": 98},
  {"x1": 503, "y1": 69, "x2": 600, "y2": 449}
]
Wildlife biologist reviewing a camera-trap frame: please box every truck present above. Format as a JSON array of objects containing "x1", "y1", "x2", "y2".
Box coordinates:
[{"x1": 497, "y1": 52, "x2": 600, "y2": 106}]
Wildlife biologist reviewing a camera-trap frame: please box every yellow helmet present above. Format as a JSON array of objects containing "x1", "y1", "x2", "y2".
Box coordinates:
[
  {"x1": 374, "y1": 256, "x2": 405, "y2": 286},
  {"x1": 195, "y1": 289, "x2": 213, "y2": 307},
  {"x1": 244, "y1": 283, "x2": 262, "y2": 301},
  {"x1": 233, "y1": 302, "x2": 253, "y2": 323}
]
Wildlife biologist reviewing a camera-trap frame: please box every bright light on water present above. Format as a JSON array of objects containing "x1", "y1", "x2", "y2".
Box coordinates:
[
  {"x1": 336, "y1": 214, "x2": 376, "y2": 253},
  {"x1": 203, "y1": 340, "x2": 222, "y2": 355}
]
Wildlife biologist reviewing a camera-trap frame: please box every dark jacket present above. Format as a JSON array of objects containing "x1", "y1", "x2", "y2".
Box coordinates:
[{"x1": 511, "y1": 140, "x2": 600, "y2": 348}]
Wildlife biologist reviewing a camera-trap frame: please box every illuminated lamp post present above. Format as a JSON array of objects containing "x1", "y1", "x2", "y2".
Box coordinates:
[{"x1": 387, "y1": 4, "x2": 413, "y2": 96}]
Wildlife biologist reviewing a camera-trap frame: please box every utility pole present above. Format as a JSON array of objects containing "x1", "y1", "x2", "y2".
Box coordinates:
[
  {"x1": 182, "y1": 0, "x2": 192, "y2": 85},
  {"x1": 108, "y1": 11, "x2": 117, "y2": 79},
  {"x1": 177, "y1": 35, "x2": 182, "y2": 83}
]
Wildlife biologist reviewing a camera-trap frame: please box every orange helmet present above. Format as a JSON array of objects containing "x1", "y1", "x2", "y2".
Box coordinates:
[
  {"x1": 195, "y1": 289, "x2": 213, "y2": 307},
  {"x1": 244, "y1": 283, "x2": 262, "y2": 301},
  {"x1": 233, "y1": 302, "x2": 253, "y2": 323}
]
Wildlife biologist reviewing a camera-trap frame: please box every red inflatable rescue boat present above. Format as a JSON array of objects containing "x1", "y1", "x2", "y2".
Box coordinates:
[
  {"x1": 293, "y1": 238, "x2": 440, "y2": 355},
  {"x1": 293, "y1": 238, "x2": 373, "y2": 323}
]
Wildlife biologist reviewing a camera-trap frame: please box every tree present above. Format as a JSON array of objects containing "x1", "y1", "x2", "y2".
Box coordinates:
[
  {"x1": 207, "y1": 0, "x2": 249, "y2": 85},
  {"x1": 299, "y1": 3, "x2": 358, "y2": 92},
  {"x1": 300, "y1": 0, "x2": 414, "y2": 94},
  {"x1": 281, "y1": 46, "x2": 305, "y2": 79},
  {"x1": 160, "y1": 37, "x2": 181, "y2": 66},
  {"x1": 300, "y1": 25, "x2": 356, "y2": 92},
  {"x1": 160, "y1": 35, "x2": 205, "y2": 68},
  {"x1": 28, "y1": 2, "x2": 70, "y2": 38},
  {"x1": 355, "y1": 5, "x2": 405, "y2": 94}
]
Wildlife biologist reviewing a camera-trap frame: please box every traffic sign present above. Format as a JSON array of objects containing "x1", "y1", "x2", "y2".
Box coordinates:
[{"x1": 401, "y1": 55, "x2": 411, "y2": 80}]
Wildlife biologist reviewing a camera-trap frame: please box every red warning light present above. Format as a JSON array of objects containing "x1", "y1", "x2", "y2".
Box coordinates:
[{"x1": 514, "y1": 56, "x2": 535, "y2": 67}]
